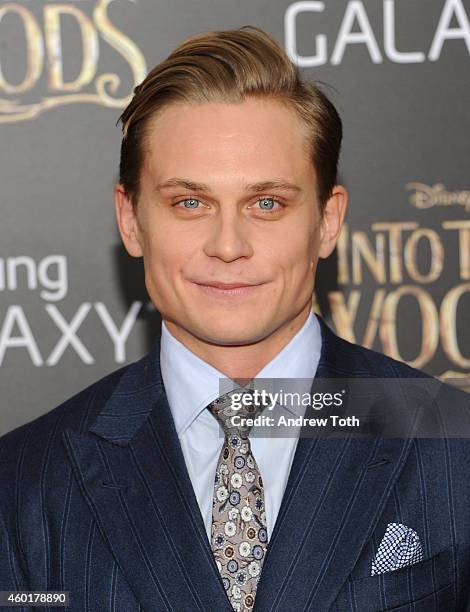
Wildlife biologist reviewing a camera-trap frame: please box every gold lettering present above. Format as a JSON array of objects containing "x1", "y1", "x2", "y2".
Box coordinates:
[
  {"x1": 0, "y1": 4, "x2": 43, "y2": 94},
  {"x1": 327, "y1": 290, "x2": 361, "y2": 342},
  {"x1": 442, "y1": 220, "x2": 470, "y2": 280},
  {"x1": 381, "y1": 286, "x2": 438, "y2": 369},
  {"x1": 0, "y1": 2, "x2": 147, "y2": 122},
  {"x1": 44, "y1": 4, "x2": 98, "y2": 92},
  {"x1": 362, "y1": 289, "x2": 387, "y2": 348},
  {"x1": 327, "y1": 289, "x2": 386, "y2": 348},
  {"x1": 440, "y1": 283, "x2": 470, "y2": 368},
  {"x1": 336, "y1": 224, "x2": 349, "y2": 284},
  {"x1": 351, "y1": 229, "x2": 386, "y2": 285},
  {"x1": 407, "y1": 182, "x2": 470, "y2": 212},
  {"x1": 404, "y1": 228, "x2": 444, "y2": 283},
  {"x1": 372, "y1": 222, "x2": 418, "y2": 284},
  {"x1": 94, "y1": 0, "x2": 147, "y2": 106}
]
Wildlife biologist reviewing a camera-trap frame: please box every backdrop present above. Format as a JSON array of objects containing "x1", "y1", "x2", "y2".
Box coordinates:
[{"x1": 1, "y1": 0, "x2": 469, "y2": 435}]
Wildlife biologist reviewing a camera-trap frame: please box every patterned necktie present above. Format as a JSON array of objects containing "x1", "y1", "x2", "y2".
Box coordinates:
[{"x1": 207, "y1": 389, "x2": 268, "y2": 612}]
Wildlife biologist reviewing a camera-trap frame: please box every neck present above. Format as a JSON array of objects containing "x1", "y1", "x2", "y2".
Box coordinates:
[{"x1": 163, "y1": 302, "x2": 312, "y2": 384}]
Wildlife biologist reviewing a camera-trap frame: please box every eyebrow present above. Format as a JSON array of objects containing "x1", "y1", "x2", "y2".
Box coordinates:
[{"x1": 155, "y1": 178, "x2": 302, "y2": 194}]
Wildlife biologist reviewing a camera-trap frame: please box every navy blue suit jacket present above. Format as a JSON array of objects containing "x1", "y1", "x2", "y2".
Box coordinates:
[{"x1": 1, "y1": 316, "x2": 469, "y2": 611}]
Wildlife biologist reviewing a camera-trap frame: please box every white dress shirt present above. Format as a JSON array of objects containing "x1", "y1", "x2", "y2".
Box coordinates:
[{"x1": 159, "y1": 308, "x2": 321, "y2": 543}]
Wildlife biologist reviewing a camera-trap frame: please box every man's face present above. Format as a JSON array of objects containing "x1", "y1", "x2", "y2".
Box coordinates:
[{"x1": 116, "y1": 98, "x2": 345, "y2": 347}]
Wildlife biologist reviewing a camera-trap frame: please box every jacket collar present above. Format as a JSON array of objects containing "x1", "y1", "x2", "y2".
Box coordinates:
[
  {"x1": 63, "y1": 314, "x2": 416, "y2": 611},
  {"x1": 87, "y1": 314, "x2": 390, "y2": 446}
]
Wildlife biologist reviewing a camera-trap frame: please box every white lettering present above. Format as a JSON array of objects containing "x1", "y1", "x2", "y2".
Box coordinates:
[
  {"x1": 284, "y1": 0, "x2": 470, "y2": 67},
  {"x1": 384, "y1": 0, "x2": 425, "y2": 63},
  {"x1": 0, "y1": 305, "x2": 43, "y2": 366},
  {"x1": 429, "y1": 0, "x2": 470, "y2": 61},
  {"x1": 6, "y1": 256, "x2": 37, "y2": 291},
  {"x1": 38, "y1": 255, "x2": 68, "y2": 301},
  {"x1": 284, "y1": 1, "x2": 327, "y2": 67},
  {"x1": 95, "y1": 301, "x2": 141, "y2": 363},
  {"x1": 45, "y1": 303, "x2": 93, "y2": 365},
  {"x1": 331, "y1": 1, "x2": 382, "y2": 65}
]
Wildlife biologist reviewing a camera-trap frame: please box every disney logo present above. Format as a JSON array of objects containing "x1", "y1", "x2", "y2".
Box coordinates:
[{"x1": 406, "y1": 183, "x2": 470, "y2": 212}]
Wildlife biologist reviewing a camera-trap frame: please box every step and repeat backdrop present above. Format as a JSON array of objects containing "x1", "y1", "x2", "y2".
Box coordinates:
[{"x1": 1, "y1": 0, "x2": 469, "y2": 435}]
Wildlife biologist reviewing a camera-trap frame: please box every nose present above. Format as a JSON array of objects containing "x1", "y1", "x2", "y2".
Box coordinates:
[{"x1": 203, "y1": 208, "x2": 254, "y2": 262}]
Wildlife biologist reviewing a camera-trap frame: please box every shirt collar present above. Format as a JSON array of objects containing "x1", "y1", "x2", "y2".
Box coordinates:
[{"x1": 160, "y1": 308, "x2": 322, "y2": 436}]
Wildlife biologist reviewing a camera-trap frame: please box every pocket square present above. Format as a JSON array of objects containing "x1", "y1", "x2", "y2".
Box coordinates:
[{"x1": 371, "y1": 522, "x2": 423, "y2": 576}]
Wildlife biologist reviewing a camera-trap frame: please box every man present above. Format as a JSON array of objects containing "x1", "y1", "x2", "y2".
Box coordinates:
[{"x1": 0, "y1": 25, "x2": 469, "y2": 612}]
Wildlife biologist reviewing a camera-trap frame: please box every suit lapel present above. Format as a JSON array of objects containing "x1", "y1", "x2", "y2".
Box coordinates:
[
  {"x1": 62, "y1": 344, "x2": 232, "y2": 612},
  {"x1": 253, "y1": 316, "x2": 417, "y2": 611},
  {"x1": 61, "y1": 314, "x2": 418, "y2": 611}
]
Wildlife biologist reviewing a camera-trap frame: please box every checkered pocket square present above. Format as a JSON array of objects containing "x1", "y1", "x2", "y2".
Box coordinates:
[{"x1": 371, "y1": 523, "x2": 423, "y2": 576}]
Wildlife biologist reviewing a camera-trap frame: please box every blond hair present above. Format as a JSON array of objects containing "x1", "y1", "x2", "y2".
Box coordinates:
[{"x1": 117, "y1": 25, "x2": 342, "y2": 212}]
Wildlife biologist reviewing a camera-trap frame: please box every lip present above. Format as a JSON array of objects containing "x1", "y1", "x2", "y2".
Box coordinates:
[
  {"x1": 192, "y1": 281, "x2": 265, "y2": 298},
  {"x1": 196, "y1": 282, "x2": 259, "y2": 289}
]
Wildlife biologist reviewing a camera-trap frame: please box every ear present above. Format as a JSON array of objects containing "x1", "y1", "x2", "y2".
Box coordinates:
[
  {"x1": 114, "y1": 183, "x2": 143, "y2": 257},
  {"x1": 318, "y1": 185, "x2": 348, "y2": 259}
]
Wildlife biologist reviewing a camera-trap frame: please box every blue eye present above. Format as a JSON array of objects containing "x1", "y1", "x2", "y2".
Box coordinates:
[
  {"x1": 175, "y1": 197, "x2": 282, "y2": 212},
  {"x1": 179, "y1": 198, "x2": 200, "y2": 208},
  {"x1": 257, "y1": 197, "x2": 280, "y2": 210}
]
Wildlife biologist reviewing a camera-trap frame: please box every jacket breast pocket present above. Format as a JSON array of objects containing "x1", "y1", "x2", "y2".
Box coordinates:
[{"x1": 333, "y1": 546, "x2": 455, "y2": 611}]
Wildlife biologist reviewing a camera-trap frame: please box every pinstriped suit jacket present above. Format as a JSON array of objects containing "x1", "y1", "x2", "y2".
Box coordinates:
[{"x1": 1, "y1": 316, "x2": 469, "y2": 611}]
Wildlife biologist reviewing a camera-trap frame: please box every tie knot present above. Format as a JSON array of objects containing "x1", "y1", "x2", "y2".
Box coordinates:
[{"x1": 207, "y1": 388, "x2": 263, "y2": 436}]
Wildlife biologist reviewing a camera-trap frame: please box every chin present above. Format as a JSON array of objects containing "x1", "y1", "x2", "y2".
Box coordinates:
[{"x1": 193, "y1": 317, "x2": 270, "y2": 347}]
